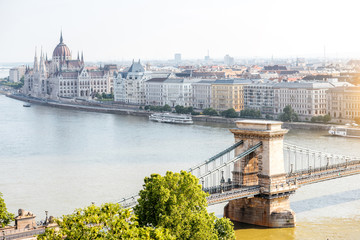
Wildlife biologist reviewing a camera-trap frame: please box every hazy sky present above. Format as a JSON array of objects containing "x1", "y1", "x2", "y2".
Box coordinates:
[{"x1": 1, "y1": 0, "x2": 360, "y2": 62}]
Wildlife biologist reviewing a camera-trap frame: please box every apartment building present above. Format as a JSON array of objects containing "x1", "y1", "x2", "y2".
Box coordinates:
[
  {"x1": 211, "y1": 79, "x2": 249, "y2": 112},
  {"x1": 192, "y1": 80, "x2": 215, "y2": 109},
  {"x1": 273, "y1": 82, "x2": 333, "y2": 120},
  {"x1": 145, "y1": 78, "x2": 199, "y2": 107},
  {"x1": 327, "y1": 86, "x2": 360, "y2": 123},
  {"x1": 114, "y1": 60, "x2": 151, "y2": 104},
  {"x1": 243, "y1": 81, "x2": 276, "y2": 115}
]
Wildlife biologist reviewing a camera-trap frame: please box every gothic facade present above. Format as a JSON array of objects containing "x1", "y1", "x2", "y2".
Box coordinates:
[{"x1": 23, "y1": 32, "x2": 112, "y2": 100}]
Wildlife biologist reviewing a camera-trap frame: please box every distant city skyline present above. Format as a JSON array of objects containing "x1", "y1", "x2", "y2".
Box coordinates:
[{"x1": 1, "y1": 0, "x2": 360, "y2": 62}]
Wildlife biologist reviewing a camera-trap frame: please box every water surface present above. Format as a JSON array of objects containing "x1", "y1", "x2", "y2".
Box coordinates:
[{"x1": 1, "y1": 94, "x2": 360, "y2": 239}]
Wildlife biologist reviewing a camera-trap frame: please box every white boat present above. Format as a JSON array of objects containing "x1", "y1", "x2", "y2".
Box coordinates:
[
  {"x1": 23, "y1": 103, "x2": 31, "y2": 107},
  {"x1": 329, "y1": 126, "x2": 360, "y2": 138},
  {"x1": 149, "y1": 113, "x2": 193, "y2": 124}
]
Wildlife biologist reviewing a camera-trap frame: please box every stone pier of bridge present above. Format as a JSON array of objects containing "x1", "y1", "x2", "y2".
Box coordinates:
[{"x1": 224, "y1": 120, "x2": 296, "y2": 228}]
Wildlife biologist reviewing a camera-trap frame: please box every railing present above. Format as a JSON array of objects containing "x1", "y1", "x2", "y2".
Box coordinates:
[
  {"x1": 0, "y1": 228, "x2": 45, "y2": 240},
  {"x1": 188, "y1": 140, "x2": 243, "y2": 175},
  {"x1": 118, "y1": 195, "x2": 139, "y2": 208},
  {"x1": 287, "y1": 159, "x2": 360, "y2": 185},
  {"x1": 119, "y1": 141, "x2": 245, "y2": 208},
  {"x1": 197, "y1": 142, "x2": 262, "y2": 191},
  {"x1": 207, "y1": 186, "x2": 261, "y2": 205},
  {"x1": 284, "y1": 142, "x2": 360, "y2": 175}
]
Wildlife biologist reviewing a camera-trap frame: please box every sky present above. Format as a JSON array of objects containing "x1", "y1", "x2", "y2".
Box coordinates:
[{"x1": 1, "y1": 0, "x2": 360, "y2": 62}]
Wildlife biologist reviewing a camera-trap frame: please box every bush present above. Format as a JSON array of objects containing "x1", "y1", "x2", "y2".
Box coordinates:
[
  {"x1": 221, "y1": 108, "x2": 238, "y2": 118},
  {"x1": 240, "y1": 109, "x2": 261, "y2": 118},
  {"x1": 146, "y1": 105, "x2": 172, "y2": 112},
  {"x1": 265, "y1": 114, "x2": 273, "y2": 120},
  {"x1": 202, "y1": 108, "x2": 218, "y2": 116},
  {"x1": 279, "y1": 105, "x2": 298, "y2": 122},
  {"x1": 311, "y1": 114, "x2": 331, "y2": 123},
  {"x1": 175, "y1": 105, "x2": 194, "y2": 114}
]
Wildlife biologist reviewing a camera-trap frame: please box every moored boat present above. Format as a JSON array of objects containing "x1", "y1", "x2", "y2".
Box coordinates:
[
  {"x1": 329, "y1": 125, "x2": 360, "y2": 138},
  {"x1": 149, "y1": 112, "x2": 193, "y2": 124}
]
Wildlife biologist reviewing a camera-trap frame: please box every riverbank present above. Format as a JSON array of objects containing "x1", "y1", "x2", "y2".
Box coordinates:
[
  {"x1": 7, "y1": 93, "x2": 150, "y2": 117},
  {"x1": 5, "y1": 93, "x2": 332, "y2": 130}
]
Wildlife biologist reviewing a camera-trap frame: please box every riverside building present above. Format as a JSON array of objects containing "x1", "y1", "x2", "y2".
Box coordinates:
[
  {"x1": 211, "y1": 79, "x2": 249, "y2": 112},
  {"x1": 273, "y1": 81, "x2": 333, "y2": 120},
  {"x1": 114, "y1": 60, "x2": 152, "y2": 104},
  {"x1": 192, "y1": 80, "x2": 215, "y2": 109},
  {"x1": 327, "y1": 86, "x2": 360, "y2": 123},
  {"x1": 23, "y1": 32, "x2": 111, "y2": 99},
  {"x1": 243, "y1": 80, "x2": 276, "y2": 116},
  {"x1": 145, "y1": 78, "x2": 199, "y2": 107},
  {"x1": 9, "y1": 66, "x2": 26, "y2": 83}
]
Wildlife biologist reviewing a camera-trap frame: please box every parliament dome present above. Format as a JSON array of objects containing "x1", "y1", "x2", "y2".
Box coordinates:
[{"x1": 52, "y1": 32, "x2": 71, "y2": 58}]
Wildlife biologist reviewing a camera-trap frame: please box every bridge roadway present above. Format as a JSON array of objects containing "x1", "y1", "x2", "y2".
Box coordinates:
[
  {"x1": 119, "y1": 139, "x2": 360, "y2": 208},
  {"x1": 204, "y1": 161, "x2": 360, "y2": 205}
]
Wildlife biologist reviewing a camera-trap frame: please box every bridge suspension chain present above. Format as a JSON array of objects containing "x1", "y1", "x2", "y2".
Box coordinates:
[
  {"x1": 284, "y1": 142, "x2": 360, "y2": 175},
  {"x1": 118, "y1": 140, "x2": 245, "y2": 208}
]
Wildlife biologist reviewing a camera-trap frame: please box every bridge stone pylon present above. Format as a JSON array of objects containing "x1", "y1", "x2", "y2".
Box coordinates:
[{"x1": 224, "y1": 120, "x2": 296, "y2": 228}]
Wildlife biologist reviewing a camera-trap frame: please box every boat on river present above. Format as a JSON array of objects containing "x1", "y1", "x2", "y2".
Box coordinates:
[
  {"x1": 329, "y1": 125, "x2": 360, "y2": 138},
  {"x1": 23, "y1": 103, "x2": 31, "y2": 107},
  {"x1": 149, "y1": 112, "x2": 193, "y2": 124}
]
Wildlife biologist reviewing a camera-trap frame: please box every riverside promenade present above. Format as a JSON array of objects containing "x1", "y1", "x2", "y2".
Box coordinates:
[{"x1": 5, "y1": 93, "x2": 332, "y2": 130}]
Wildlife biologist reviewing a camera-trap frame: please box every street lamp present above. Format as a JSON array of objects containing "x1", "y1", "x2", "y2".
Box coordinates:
[
  {"x1": 45, "y1": 211, "x2": 48, "y2": 225},
  {"x1": 220, "y1": 170, "x2": 225, "y2": 192}
]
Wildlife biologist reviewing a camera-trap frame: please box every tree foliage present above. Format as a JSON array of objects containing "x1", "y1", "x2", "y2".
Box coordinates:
[
  {"x1": 311, "y1": 114, "x2": 331, "y2": 123},
  {"x1": 0, "y1": 192, "x2": 14, "y2": 228},
  {"x1": 38, "y1": 203, "x2": 174, "y2": 240},
  {"x1": 134, "y1": 171, "x2": 235, "y2": 240},
  {"x1": 221, "y1": 108, "x2": 238, "y2": 118},
  {"x1": 202, "y1": 108, "x2": 219, "y2": 116},
  {"x1": 214, "y1": 217, "x2": 235, "y2": 240},
  {"x1": 174, "y1": 105, "x2": 194, "y2": 115},
  {"x1": 279, "y1": 105, "x2": 299, "y2": 122},
  {"x1": 240, "y1": 108, "x2": 261, "y2": 118},
  {"x1": 145, "y1": 105, "x2": 172, "y2": 112},
  {"x1": 39, "y1": 171, "x2": 235, "y2": 240}
]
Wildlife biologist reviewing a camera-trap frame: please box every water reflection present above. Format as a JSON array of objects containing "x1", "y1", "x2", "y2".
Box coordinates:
[{"x1": 292, "y1": 188, "x2": 360, "y2": 213}]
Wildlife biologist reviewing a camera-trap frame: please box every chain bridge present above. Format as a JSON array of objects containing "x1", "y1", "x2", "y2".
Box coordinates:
[{"x1": 119, "y1": 120, "x2": 360, "y2": 228}]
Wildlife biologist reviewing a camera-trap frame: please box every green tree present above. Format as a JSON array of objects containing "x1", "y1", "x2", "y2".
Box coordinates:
[
  {"x1": 221, "y1": 108, "x2": 238, "y2": 118},
  {"x1": 265, "y1": 114, "x2": 273, "y2": 120},
  {"x1": 0, "y1": 192, "x2": 14, "y2": 228},
  {"x1": 323, "y1": 114, "x2": 331, "y2": 123},
  {"x1": 310, "y1": 114, "x2": 331, "y2": 123},
  {"x1": 279, "y1": 105, "x2": 299, "y2": 122},
  {"x1": 95, "y1": 92, "x2": 102, "y2": 99},
  {"x1": 101, "y1": 92, "x2": 107, "y2": 99},
  {"x1": 134, "y1": 171, "x2": 235, "y2": 240},
  {"x1": 175, "y1": 105, "x2": 185, "y2": 114},
  {"x1": 38, "y1": 203, "x2": 174, "y2": 240},
  {"x1": 202, "y1": 108, "x2": 218, "y2": 116},
  {"x1": 240, "y1": 109, "x2": 261, "y2": 118},
  {"x1": 162, "y1": 104, "x2": 172, "y2": 112},
  {"x1": 214, "y1": 217, "x2": 236, "y2": 240}
]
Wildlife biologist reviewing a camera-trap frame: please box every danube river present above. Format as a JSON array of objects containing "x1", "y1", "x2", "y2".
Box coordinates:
[{"x1": 1, "y1": 94, "x2": 360, "y2": 239}]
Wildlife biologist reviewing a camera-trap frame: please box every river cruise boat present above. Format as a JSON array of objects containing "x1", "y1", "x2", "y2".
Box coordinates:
[
  {"x1": 329, "y1": 125, "x2": 360, "y2": 138},
  {"x1": 23, "y1": 103, "x2": 31, "y2": 107},
  {"x1": 149, "y1": 113, "x2": 193, "y2": 124}
]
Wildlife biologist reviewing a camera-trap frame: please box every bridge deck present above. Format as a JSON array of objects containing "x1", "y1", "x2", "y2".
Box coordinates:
[
  {"x1": 287, "y1": 162, "x2": 360, "y2": 185},
  {"x1": 207, "y1": 186, "x2": 260, "y2": 206}
]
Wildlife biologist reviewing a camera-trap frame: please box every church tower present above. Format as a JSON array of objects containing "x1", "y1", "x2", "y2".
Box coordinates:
[{"x1": 33, "y1": 48, "x2": 39, "y2": 72}]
